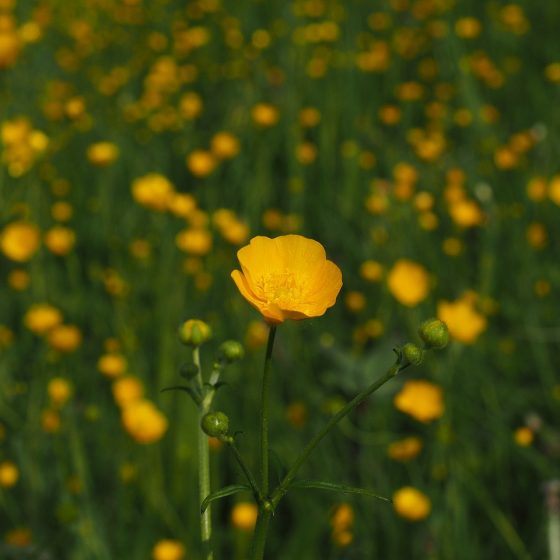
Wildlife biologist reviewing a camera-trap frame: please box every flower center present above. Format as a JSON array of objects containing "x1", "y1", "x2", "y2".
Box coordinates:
[{"x1": 257, "y1": 270, "x2": 304, "y2": 307}]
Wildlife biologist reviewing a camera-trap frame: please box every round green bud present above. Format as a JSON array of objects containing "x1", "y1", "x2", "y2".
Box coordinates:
[
  {"x1": 418, "y1": 318, "x2": 449, "y2": 349},
  {"x1": 178, "y1": 319, "x2": 212, "y2": 347},
  {"x1": 179, "y1": 362, "x2": 199, "y2": 380},
  {"x1": 201, "y1": 411, "x2": 229, "y2": 438},
  {"x1": 219, "y1": 340, "x2": 245, "y2": 363},
  {"x1": 402, "y1": 343, "x2": 424, "y2": 366}
]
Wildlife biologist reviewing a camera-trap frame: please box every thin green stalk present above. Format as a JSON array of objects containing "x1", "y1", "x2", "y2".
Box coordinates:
[
  {"x1": 228, "y1": 441, "x2": 261, "y2": 500},
  {"x1": 194, "y1": 347, "x2": 213, "y2": 560},
  {"x1": 250, "y1": 509, "x2": 272, "y2": 560},
  {"x1": 260, "y1": 325, "x2": 277, "y2": 499},
  {"x1": 271, "y1": 362, "x2": 401, "y2": 507}
]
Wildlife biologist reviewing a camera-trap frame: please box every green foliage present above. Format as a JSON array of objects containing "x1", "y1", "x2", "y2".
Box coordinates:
[{"x1": 0, "y1": 0, "x2": 559, "y2": 558}]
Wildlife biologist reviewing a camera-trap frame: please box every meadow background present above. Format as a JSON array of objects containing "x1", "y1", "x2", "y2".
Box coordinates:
[{"x1": 1, "y1": 0, "x2": 560, "y2": 558}]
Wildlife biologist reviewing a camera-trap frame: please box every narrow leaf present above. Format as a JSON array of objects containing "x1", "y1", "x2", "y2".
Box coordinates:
[
  {"x1": 200, "y1": 484, "x2": 251, "y2": 514},
  {"x1": 161, "y1": 385, "x2": 201, "y2": 405},
  {"x1": 290, "y1": 480, "x2": 391, "y2": 503}
]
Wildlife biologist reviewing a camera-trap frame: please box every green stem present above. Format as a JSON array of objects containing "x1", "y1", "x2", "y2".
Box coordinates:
[
  {"x1": 228, "y1": 441, "x2": 261, "y2": 500},
  {"x1": 194, "y1": 347, "x2": 213, "y2": 560},
  {"x1": 250, "y1": 509, "x2": 272, "y2": 560},
  {"x1": 260, "y1": 325, "x2": 277, "y2": 499},
  {"x1": 271, "y1": 362, "x2": 401, "y2": 507}
]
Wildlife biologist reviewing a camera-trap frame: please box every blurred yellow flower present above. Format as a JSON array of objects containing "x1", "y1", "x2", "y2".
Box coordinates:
[
  {"x1": 231, "y1": 235, "x2": 342, "y2": 324},
  {"x1": 0, "y1": 27, "x2": 20, "y2": 68},
  {"x1": 8, "y1": 269, "x2": 30, "y2": 291},
  {"x1": 545, "y1": 63, "x2": 560, "y2": 83},
  {"x1": 44, "y1": 226, "x2": 76, "y2": 256},
  {"x1": 0, "y1": 461, "x2": 18, "y2": 487},
  {"x1": 360, "y1": 260, "x2": 384, "y2": 282},
  {"x1": 514, "y1": 427, "x2": 533, "y2": 447},
  {"x1": 176, "y1": 228, "x2": 212, "y2": 255},
  {"x1": 331, "y1": 503, "x2": 354, "y2": 547},
  {"x1": 231, "y1": 502, "x2": 258, "y2": 531},
  {"x1": 449, "y1": 199, "x2": 484, "y2": 228},
  {"x1": 186, "y1": 149, "x2": 216, "y2": 177},
  {"x1": 98, "y1": 353, "x2": 127, "y2": 378},
  {"x1": 245, "y1": 320, "x2": 268, "y2": 350},
  {"x1": 179, "y1": 91, "x2": 203, "y2": 119},
  {"x1": 387, "y1": 259, "x2": 430, "y2": 307},
  {"x1": 1, "y1": 221, "x2": 40, "y2": 262},
  {"x1": 211, "y1": 131, "x2": 240, "y2": 159},
  {"x1": 526, "y1": 222, "x2": 547, "y2": 249},
  {"x1": 548, "y1": 175, "x2": 560, "y2": 205},
  {"x1": 48, "y1": 378, "x2": 73, "y2": 408},
  {"x1": 299, "y1": 106, "x2": 321, "y2": 127},
  {"x1": 41, "y1": 409, "x2": 61, "y2": 433},
  {"x1": 152, "y1": 539, "x2": 185, "y2": 560},
  {"x1": 132, "y1": 173, "x2": 174, "y2": 212},
  {"x1": 24, "y1": 304, "x2": 63, "y2": 335},
  {"x1": 51, "y1": 201, "x2": 73, "y2": 222},
  {"x1": 387, "y1": 436, "x2": 423, "y2": 462},
  {"x1": 394, "y1": 380, "x2": 444, "y2": 423},
  {"x1": 122, "y1": 400, "x2": 168, "y2": 444},
  {"x1": 437, "y1": 297, "x2": 487, "y2": 344},
  {"x1": 47, "y1": 325, "x2": 82, "y2": 352},
  {"x1": 455, "y1": 17, "x2": 481, "y2": 38},
  {"x1": 251, "y1": 103, "x2": 279, "y2": 127},
  {"x1": 4, "y1": 527, "x2": 32, "y2": 547},
  {"x1": 112, "y1": 376, "x2": 144, "y2": 408},
  {"x1": 344, "y1": 291, "x2": 366, "y2": 313},
  {"x1": 393, "y1": 487, "x2": 431, "y2": 521},
  {"x1": 86, "y1": 142, "x2": 119, "y2": 166}
]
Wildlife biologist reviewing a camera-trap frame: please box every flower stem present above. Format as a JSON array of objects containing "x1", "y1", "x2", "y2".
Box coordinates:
[
  {"x1": 271, "y1": 362, "x2": 402, "y2": 507},
  {"x1": 228, "y1": 440, "x2": 261, "y2": 500},
  {"x1": 250, "y1": 509, "x2": 272, "y2": 560},
  {"x1": 194, "y1": 346, "x2": 213, "y2": 560},
  {"x1": 249, "y1": 325, "x2": 277, "y2": 560},
  {"x1": 260, "y1": 325, "x2": 277, "y2": 499}
]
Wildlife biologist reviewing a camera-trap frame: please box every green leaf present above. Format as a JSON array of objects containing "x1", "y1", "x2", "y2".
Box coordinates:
[
  {"x1": 200, "y1": 484, "x2": 251, "y2": 514},
  {"x1": 290, "y1": 480, "x2": 392, "y2": 503},
  {"x1": 161, "y1": 385, "x2": 201, "y2": 405}
]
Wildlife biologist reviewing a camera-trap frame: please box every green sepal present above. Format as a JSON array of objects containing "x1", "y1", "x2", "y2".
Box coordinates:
[
  {"x1": 200, "y1": 484, "x2": 252, "y2": 514},
  {"x1": 290, "y1": 480, "x2": 392, "y2": 503}
]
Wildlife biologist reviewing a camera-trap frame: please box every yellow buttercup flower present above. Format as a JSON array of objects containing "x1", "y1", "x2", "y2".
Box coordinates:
[
  {"x1": 437, "y1": 296, "x2": 487, "y2": 344},
  {"x1": 0, "y1": 461, "x2": 19, "y2": 487},
  {"x1": 121, "y1": 400, "x2": 168, "y2": 444},
  {"x1": 47, "y1": 325, "x2": 82, "y2": 352},
  {"x1": 231, "y1": 502, "x2": 258, "y2": 531},
  {"x1": 112, "y1": 376, "x2": 144, "y2": 408},
  {"x1": 231, "y1": 235, "x2": 342, "y2": 324},
  {"x1": 387, "y1": 436, "x2": 423, "y2": 462},
  {"x1": 152, "y1": 539, "x2": 185, "y2": 560},
  {"x1": 48, "y1": 378, "x2": 73, "y2": 408},
  {"x1": 97, "y1": 353, "x2": 127, "y2": 378},
  {"x1": 24, "y1": 304, "x2": 63, "y2": 335},
  {"x1": 387, "y1": 259, "x2": 430, "y2": 307},
  {"x1": 393, "y1": 487, "x2": 431, "y2": 521},
  {"x1": 1, "y1": 221, "x2": 41, "y2": 262},
  {"x1": 132, "y1": 173, "x2": 174, "y2": 212},
  {"x1": 394, "y1": 380, "x2": 444, "y2": 423},
  {"x1": 86, "y1": 142, "x2": 119, "y2": 166},
  {"x1": 44, "y1": 226, "x2": 76, "y2": 256}
]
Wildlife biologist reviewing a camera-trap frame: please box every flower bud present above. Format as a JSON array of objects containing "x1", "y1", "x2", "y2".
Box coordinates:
[
  {"x1": 418, "y1": 318, "x2": 449, "y2": 349},
  {"x1": 178, "y1": 319, "x2": 212, "y2": 347},
  {"x1": 402, "y1": 343, "x2": 424, "y2": 365},
  {"x1": 219, "y1": 340, "x2": 244, "y2": 363},
  {"x1": 201, "y1": 411, "x2": 229, "y2": 438},
  {"x1": 179, "y1": 362, "x2": 199, "y2": 380}
]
